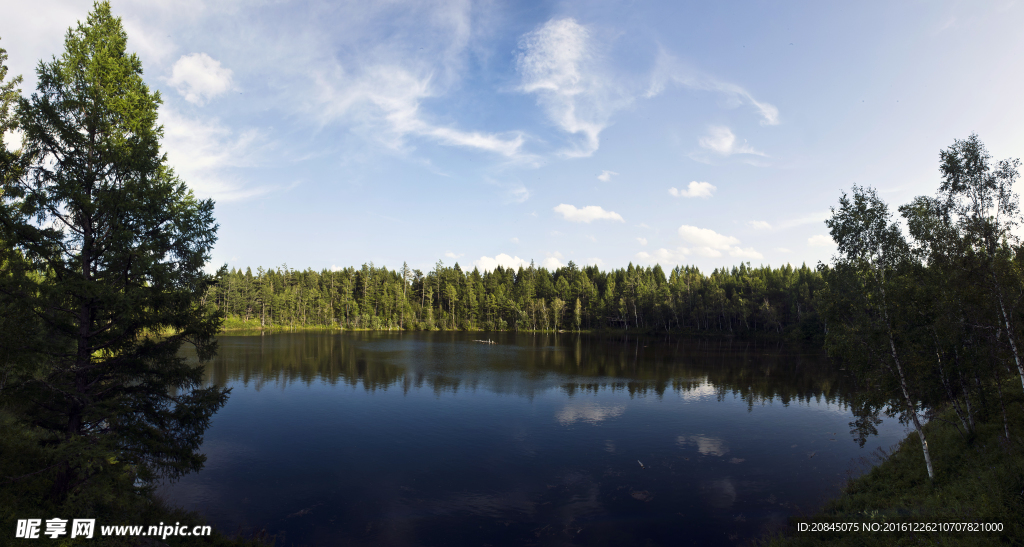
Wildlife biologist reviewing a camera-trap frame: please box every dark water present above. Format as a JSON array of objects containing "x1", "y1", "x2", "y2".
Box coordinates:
[{"x1": 160, "y1": 332, "x2": 907, "y2": 546}]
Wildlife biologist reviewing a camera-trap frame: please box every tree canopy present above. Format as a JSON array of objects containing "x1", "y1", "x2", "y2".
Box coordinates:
[
  {"x1": 820, "y1": 135, "x2": 1024, "y2": 481},
  {"x1": 0, "y1": 0, "x2": 228, "y2": 514}
]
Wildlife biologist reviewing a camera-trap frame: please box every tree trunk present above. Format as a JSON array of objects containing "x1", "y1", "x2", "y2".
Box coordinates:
[
  {"x1": 879, "y1": 273, "x2": 934, "y2": 480},
  {"x1": 992, "y1": 271, "x2": 1024, "y2": 394}
]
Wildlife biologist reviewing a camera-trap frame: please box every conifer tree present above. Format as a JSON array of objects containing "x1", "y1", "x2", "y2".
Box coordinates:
[{"x1": 0, "y1": 2, "x2": 228, "y2": 503}]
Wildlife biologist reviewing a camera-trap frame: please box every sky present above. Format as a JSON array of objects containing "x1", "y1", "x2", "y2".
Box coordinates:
[{"x1": 3, "y1": 0, "x2": 1024, "y2": 275}]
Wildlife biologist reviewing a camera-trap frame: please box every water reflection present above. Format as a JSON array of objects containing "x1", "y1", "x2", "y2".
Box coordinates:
[
  {"x1": 196, "y1": 331, "x2": 858, "y2": 409},
  {"x1": 678, "y1": 435, "x2": 730, "y2": 457},
  {"x1": 556, "y1": 403, "x2": 627, "y2": 425},
  {"x1": 163, "y1": 332, "x2": 905, "y2": 547}
]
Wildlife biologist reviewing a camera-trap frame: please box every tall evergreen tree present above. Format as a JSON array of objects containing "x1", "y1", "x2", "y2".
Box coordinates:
[{"x1": 0, "y1": 2, "x2": 228, "y2": 503}]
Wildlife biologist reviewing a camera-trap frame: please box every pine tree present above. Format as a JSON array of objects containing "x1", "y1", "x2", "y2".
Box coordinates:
[{"x1": 0, "y1": 2, "x2": 229, "y2": 503}]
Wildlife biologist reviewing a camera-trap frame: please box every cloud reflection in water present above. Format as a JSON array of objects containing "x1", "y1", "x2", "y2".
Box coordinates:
[
  {"x1": 677, "y1": 434, "x2": 730, "y2": 456},
  {"x1": 555, "y1": 402, "x2": 626, "y2": 425}
]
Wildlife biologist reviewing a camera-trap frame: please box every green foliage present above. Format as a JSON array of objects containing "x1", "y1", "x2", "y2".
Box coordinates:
[
  {"x1": 0, "y1": 0, "x2": 228, "y2": 522},
  {"x1": 208, "y1": 261, "x2": 828, "y2": 339},
  {"x1": 799, "y1": 135, "x2": 1024, "y2": 542}
]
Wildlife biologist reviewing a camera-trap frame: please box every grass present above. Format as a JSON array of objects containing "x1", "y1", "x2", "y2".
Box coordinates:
[{"x1": 766, "y1": 383, "x2": 1024, "y2": 546}]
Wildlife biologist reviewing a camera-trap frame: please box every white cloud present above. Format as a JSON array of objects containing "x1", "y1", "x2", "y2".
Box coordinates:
[
  {"x1": 542, "y1": 251, "x2": 564, "y2": 270},
  {"x1": 585, "y1": 257, "x2": 605, "y2": 267},
  {"x1": 516, "y1": 18, "x2": 626, "y2": 157},
  {"x1": 669, "y1": 181, "x2": 716, "y2": 198},
  {"x1": 598, "y1": 170, "x2": 618, "y2": 182},
  {"x1": 729, "y1": 247, "x2": 764, "y2": 259},
  {"x1": 748, "y1": 220, "x2": 772, "y2": 230},
  {"x1": 445, "y1": 251, "x2": 464, "y2": 259},
  {"x1": 159, "y1": 107, "x2": 273, "y2": 201},
  {"x1": 776, "y1": 247, "x2": 792, "y2": 253},
  {"x1": 511, "y1": 237, "x2": 519, "y2": 244},
  {"x1": 699, "y1": 126, "x2": 765, "y2": 156},
  {"x1": 636, "y1": 247, "x2": 691, "y2": 264},
  {"x1": 648, "y1": 51, "x2": 779, "y2": 126},
  {"x1": 691, "y1": 247, "x2": 723, "y2": 258},
  {"x1": 808, "y1": 234, "x2": 835, "y2": 247},
  {"x1": 678, "y1": 225, "x2": 740, "y2": 249},
  {"x1": 168, "y1": 53, "x2": 234, "y2": 105},
  {"x1": 473, "y1": 253, "x2": 529, "y2": 272},
  {"x1": 637, "y1": 237, "x2": 647, "y2": 246},
  {"x1": 677, "y1": 225, "x2": 762, "y2": 260},
  {"x1": 553, "y1": 203, "x2": 624, "y2": 223}
]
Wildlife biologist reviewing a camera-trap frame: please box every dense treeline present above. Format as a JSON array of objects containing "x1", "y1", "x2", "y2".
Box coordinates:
[{"x1": 208, "y1": 260, "x2": 827, "y2": 337}]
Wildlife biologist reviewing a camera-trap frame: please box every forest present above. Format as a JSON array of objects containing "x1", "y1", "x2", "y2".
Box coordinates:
[
  {"x1": 2, "y1": 2, "x2": 1023, "y2": 544},
  {"x1": 208, "y1": 260, "x2": 826, "y2": 338}
]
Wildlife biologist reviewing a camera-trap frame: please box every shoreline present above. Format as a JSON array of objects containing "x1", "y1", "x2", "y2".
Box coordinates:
[{"x1": 766, "y1": 386, "x2": 1024, "y2": 546}]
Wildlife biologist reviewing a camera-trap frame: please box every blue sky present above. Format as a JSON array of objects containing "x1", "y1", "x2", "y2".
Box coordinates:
[{"x1": 4, "y1": 1, "x2": 1024, "y2": 274}]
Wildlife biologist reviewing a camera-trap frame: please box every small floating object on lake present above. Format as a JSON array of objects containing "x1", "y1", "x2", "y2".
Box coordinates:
[
  {"x1": 807, "y1": 451, "x2": 816, "y2": 459},
  {"x1": 638, "y1": 460, "x2": 646, "y2": 469},
  {"x1": 473, "y1": 339, "x2": 497, "y2": 344}
]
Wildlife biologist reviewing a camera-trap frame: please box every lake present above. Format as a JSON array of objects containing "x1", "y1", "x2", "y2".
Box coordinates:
[{"x1": 159, "y1": 332, "x2": 908, "y2": 546}]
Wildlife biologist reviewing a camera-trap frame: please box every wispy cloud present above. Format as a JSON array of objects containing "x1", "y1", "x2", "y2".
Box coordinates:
[
  {"x1": 553, "y1": 203, "x2": 624, "y2": 223},
  {"x1": 778, "y1": 211, "x2": 830, "y2": 230},
  {"x1": 445, "y1": 251, "x2": 464, "y2": 259},
  {"x1": 598, "y1": 170, "x2": 618, "y2": 182},
  {"x1": 647, "y1": 51, "x2": 779, "y2": 126},
  {"x1": 669, "y1": 181, "x2": 716, "y2": 198},
  {"x1": 698, "y1": 126, "x2": 765, "y2": 156},
  {"x1": 515, "y1": 18, "x2": 628, "y2": 158},
  {"x1": 749, "y1": 212, "x2": 829, "y2": 231},
  {"x1": 312, "y1": 64, "x2": 526, "y2": 157},
  {"x1": 637, "y1": 237, "x2": 647, "y2": 246},
  {"x1": 159, "y1": 107, "x2": 277, "y2": 201},
  {"x1": 168, "y1": 53, "x2": 234, "y2": 105},
  {"x1": 488, "y1": 178, "x2": 531, "y2": 203}
]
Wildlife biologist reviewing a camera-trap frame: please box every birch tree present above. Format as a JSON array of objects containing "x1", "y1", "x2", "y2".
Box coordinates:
[{"x1": 822, "y1": 185, "x2": 935, "y2": 479}]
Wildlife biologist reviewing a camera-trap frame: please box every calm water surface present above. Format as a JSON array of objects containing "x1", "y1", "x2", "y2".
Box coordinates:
[{"x1": 160, "y1": 332, "x2": 907, "y2": 546}]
